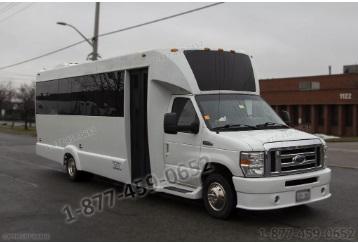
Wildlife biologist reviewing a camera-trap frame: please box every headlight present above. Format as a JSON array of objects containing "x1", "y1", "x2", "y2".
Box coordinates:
[
  {"x1": 322, "y1": 145, "x2": 328, "y2": 167},
  {"x1": 240, "y1": 152, "x2": 265, "y2": 177},
  {"x1": 319, "y1": 138, "x2": 328, "y2": 167}
]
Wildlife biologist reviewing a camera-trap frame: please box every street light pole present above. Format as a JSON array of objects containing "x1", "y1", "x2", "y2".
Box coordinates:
[
  {"x1": 56, "y1": 22, "x2": 94, "y2": 48},
  {"x1": 56, "y1": 2, "x2": 101, "y2": 61},
  {"x1": 91, "y1": 2, "x2": 100, "y2": 61}
]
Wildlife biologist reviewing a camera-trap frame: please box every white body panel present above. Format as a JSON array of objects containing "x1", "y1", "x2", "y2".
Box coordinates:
[{"x1": 36, "y1": 115, "x2": 130, "y2": 182}]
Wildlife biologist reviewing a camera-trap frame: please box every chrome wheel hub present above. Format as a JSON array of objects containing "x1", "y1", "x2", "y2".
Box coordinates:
[
  {"x1": 207, "y1": 182, "x2": 226, "y2": 211},
  {"x1": 67, "y1": 158, "x2": 76, "y2": 177}
]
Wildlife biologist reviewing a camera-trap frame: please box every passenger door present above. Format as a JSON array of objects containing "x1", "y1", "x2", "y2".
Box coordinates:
[{"x1": 163, "y1": 97, "x2": 202, "y2": 187}]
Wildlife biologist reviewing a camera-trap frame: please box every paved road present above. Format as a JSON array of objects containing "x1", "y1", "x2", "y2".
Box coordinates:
[
  {"x1": 326, "y1": 142, "x2": 358, "y2": 169},
  {"x1": 0, "y1": 133, "x2": 357, "y2": 241}
]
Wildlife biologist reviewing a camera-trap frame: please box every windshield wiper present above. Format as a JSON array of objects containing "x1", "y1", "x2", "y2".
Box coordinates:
[
  {"x1": 255, "y1": 122, "x2": 289, "y2": 129},
  {"x1": 213, "y1": 123, "x2": 258, "y2": 132}
]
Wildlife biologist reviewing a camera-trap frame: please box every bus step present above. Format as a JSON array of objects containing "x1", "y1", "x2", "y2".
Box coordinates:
[{"x1": 163, "y1": 186, "x2": 193, "y2": 194}]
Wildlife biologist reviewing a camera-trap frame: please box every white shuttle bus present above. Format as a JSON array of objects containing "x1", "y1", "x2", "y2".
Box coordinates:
[{"x1": 36, "y1": 48, "x2": 331, "y2": 218}]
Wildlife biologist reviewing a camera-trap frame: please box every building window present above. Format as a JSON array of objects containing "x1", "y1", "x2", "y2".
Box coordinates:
[
  {"x1": 345, "y1": 105, "x2": 353, "y2": 127},
  {"x1": 330, "y1": 105, "x2": 338, "y2": 126},
  {"x1": 279, "y1": 105, "x2": 287, "y2": 113},
  {"x1": 291, "y1": 106, "x2": 298, "y2": 125},
  {"x1": 299, "y1": 81, "x2": 320, "y2": 91},
  {"x1": 312, "y1": 82, "x2": 320, "y2": 90},
  {"x1": 317, "y1": 105, "x2": 324, "y2": 126},
  {"x1": 303, "y1": 105, "x2": 311, "y2": 124}
]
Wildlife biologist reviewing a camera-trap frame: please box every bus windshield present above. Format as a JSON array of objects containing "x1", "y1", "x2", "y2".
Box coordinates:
[{"x1": 195, "y1": 94, "x2": 287, "y2": 131}]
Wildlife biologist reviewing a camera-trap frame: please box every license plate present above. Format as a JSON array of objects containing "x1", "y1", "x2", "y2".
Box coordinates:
[{"x1": 296, "y1": 189, "x2": 311, "y2": 202}]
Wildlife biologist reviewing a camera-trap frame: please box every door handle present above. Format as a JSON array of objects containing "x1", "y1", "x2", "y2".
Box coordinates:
[{"x1": 165, "y1": 143, "x2": 170, "y2": 157}]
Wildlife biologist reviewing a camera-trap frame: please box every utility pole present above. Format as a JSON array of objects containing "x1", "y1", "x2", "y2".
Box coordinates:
[
  {"x1": 56, "y1": 2, "x2": 101, "y2": 61},
  {"x1": 91, "y1": 2, "x2": 100, "y2": 61}
]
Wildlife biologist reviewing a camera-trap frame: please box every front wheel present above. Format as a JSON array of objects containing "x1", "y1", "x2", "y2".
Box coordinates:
[{"x1": 203, "y1": 173, "x2": 236, "y2": 219}]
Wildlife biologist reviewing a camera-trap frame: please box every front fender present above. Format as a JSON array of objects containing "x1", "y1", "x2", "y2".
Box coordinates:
[{"x1": 200, "y1": 147, "x2": 242, "y2": 177}]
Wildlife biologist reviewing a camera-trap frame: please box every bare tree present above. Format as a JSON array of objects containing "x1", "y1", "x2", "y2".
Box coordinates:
[
  {"x1": 0, "y1": 82, "x2": 14, "y2": 118},
  {"x1": 16, "y1": 82, "x2": 35, "y2": 130}
]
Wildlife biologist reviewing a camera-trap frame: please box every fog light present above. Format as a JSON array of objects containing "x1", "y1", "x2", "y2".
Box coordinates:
[
  {"x1": 274, "y1": 195, "x2": 280, "y2": 204},
  {"x1": 321, "y1": 187, "x2": 325, "y2": 194}
]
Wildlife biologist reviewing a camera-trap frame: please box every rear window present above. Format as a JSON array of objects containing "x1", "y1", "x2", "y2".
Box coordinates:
[{"x1": 184, "y1": 50, "x2": 256, "y2": 92}]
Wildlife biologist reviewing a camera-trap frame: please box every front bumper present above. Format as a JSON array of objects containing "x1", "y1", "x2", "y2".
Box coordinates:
[{"x1": 232, "y1": 168, "x2": 331, "y2": 210}]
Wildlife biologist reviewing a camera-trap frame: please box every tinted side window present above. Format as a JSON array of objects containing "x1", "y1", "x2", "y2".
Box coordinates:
[
  {"x1": 100, "y1": 71, "x2": 124, "y2": 116},
  {"x1": 36, "y1": 70, "x2": 125, "y2": 117},
  {"x1": 78, "y1": 75, "x2": 101, "y2": 116},
  {"x1": 57, "y1": 78, "x2": 73, "y2": 115},
  {"x1": 36, "y1": 80, "x2": 58, "y2": 114},
  {"x1": 171, "y1": 98, "x2": 199, "y2": 132}
]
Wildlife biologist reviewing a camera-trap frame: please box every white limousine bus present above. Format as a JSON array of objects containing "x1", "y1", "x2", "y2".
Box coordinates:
[{"x1": 36, "y1": 48, "x2": 331, "y2": 218}]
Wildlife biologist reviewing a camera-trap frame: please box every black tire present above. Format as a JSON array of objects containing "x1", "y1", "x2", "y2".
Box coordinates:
[
  {"x1": 203, "y1": 173, "x2": 236, "y2": 219},
  {"x1": 65, "y1": 156, "x2": 92, "y2": 182}
]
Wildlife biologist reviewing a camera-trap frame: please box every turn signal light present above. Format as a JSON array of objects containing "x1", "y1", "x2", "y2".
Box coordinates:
[{"x1": 240, "y1": 159, "x2": 251, "y2": 166}]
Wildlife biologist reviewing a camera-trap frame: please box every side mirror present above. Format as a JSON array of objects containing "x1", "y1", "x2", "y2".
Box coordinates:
[
  {"x1": 189, "y1": 120, "x2": 200, "y2": 134},
  {"x1": 164, "y1": 112, "x2": 178, "y2": 134},
  {"x1": 279, "y1": 110, "x2": 291, "y2": 126},
  {"x1": 177, "y1": 120, "x2": 200, "y2": 134}
]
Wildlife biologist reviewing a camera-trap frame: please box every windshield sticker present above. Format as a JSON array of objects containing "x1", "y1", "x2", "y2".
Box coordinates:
[
  {"x1": 218, "y1": 116, "x2": 227, "y2": 122},
  {"x1": 203, "y1": 114, "x2": 210, "y2": 120}
]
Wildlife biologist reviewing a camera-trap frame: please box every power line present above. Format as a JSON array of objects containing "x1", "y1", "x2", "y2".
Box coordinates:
[
  {"x1": 0, "y1": 3, "x2": 20, "y2": 17},
  {"x1": 0, "y1": 3, "x2": 34, "y2": 25},
  {"x1": 99, "y1": 2, "x2": 224, "y2": 38},
  {"x1": 0, "y1": 2, "x2": 224, "y2": 71},
  {"x1": 0, "y1": 3, "x2": 16, "y2": 12},
  {"x1": 0, "y1": 3, "x2": 11, "y2": 12},
  {"x1": 1, "y1": 70, "x2": 35, "y2": 77},
  {"x1": 0, "y1": 40, "x2": 85, "y2": 71},
  {"x1": 0, "y1": 75, "x2": 34, "y2": 80}
]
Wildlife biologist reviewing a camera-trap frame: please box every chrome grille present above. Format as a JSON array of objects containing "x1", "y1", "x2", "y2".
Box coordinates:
[{"x1": 267, "y1": 145, "x2": 323, "y2": 176}]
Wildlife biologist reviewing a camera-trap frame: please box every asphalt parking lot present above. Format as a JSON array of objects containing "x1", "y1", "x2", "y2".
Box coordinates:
[{"x1": 0, "y1": 132, "x2": 357, "y2": 241}]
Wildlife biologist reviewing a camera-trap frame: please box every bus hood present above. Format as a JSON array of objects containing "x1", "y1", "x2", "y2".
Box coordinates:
[{"x1": 217, "y1": 128, "x2": 321, "y2": 151}]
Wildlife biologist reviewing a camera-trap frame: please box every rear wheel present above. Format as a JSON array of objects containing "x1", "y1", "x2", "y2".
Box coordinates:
[
  {"x1": 65, "y1": 156, "x2": 92, "y2": 181},
  {"x1": 203, "y1": 173, "x2": 236, "y2": 219},
  {"x1": 66, "y1": 157, "x2": 79, "y2": 181}
]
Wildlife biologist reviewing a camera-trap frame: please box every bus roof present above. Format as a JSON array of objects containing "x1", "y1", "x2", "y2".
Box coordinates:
[{"x1": 36, "y1": 48, "x2": 259, "y2": 95}]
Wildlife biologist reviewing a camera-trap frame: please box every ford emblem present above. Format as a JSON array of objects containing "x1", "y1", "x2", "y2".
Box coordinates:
[{"x1": 293, "y1": 155, "x2": 305, "y2": 163}]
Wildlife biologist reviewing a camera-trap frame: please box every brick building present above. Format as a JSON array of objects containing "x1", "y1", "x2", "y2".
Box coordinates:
[{"x1": 260, "y1": 67, "x2": 358, "y2": 137}]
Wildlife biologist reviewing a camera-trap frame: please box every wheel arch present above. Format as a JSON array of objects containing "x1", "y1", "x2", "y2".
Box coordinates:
[
  {"x1": 201, "y1": 162, "x2": 234, "y2": 183},
  {"x1": 63, "y1": 145, "x2": 82, "y2": 170}
]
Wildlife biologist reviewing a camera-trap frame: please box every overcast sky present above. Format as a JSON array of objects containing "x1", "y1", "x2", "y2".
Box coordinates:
[{"x1": 0, "y1": 2, "x2": 358, "y2": 86}]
